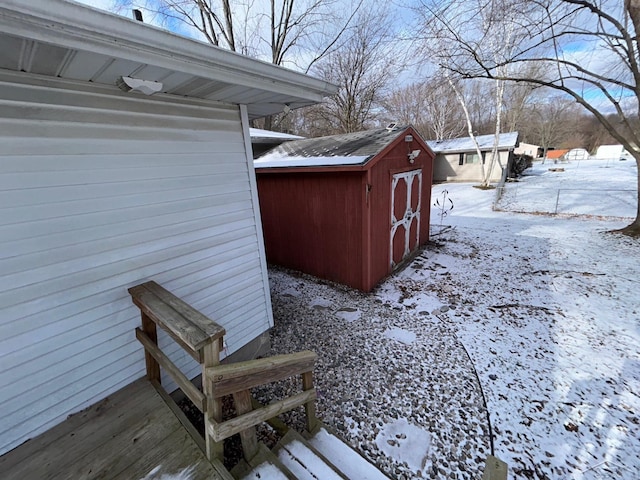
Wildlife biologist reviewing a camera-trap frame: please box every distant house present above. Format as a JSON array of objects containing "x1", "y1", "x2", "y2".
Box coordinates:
[
  {"x1": 254, "y1": 126, "x2": 434, "y2": 292},
  {"x1": 514, "y1": 142, "x2": 542, "y2": 158},
  {"x1": 0, "y1": 0, "x2": 336, "y2": 456},
  {"x1": 595, "y1": 144, "x2": 628, "y2": 160},
  {"x1": 428, "y1": 132, "x2": 519, "y2": 183},
  {"x1": 250, "y1": 128, "x2": 304, "y2": 158}
]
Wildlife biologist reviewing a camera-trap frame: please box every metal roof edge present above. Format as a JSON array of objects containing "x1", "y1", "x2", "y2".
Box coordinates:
[
  {"x1": 427, "y1": 131, "x2": 519, "y2": 154},
  {"x1": 254, "y1": 160, "x2": 372, "y2": 173},
  {"x1": 0, "y1": 0, "x2": 338, "y2": 102}
]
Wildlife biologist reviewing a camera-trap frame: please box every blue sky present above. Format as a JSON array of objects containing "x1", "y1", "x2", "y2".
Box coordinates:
[{"x1": 73, "y1": 0, "x2": 631, "y2": 115}]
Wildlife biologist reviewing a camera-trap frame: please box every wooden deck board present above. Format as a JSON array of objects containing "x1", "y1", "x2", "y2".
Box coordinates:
[
  {"x1": 0, "y1": 378, "x2": 149, "y2": 472},
  {"x1": 113, "y1": 428, "x2": 216, "y2": 480},
  {"x1": 0, "y1": 378, "x2": 226, "y2": 480}
]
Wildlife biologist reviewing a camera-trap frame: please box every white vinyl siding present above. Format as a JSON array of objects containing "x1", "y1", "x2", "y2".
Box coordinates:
[
  {"x1": 433, "y1": 151, "x2": 510, "y2": 182},
  {"x1": 0, "y1": 75, "x2": 273, "y2": 455}
]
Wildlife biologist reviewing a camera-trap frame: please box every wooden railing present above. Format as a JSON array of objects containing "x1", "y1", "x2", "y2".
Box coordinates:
[
  {"x1": 128, "y1": 280, "x2": 318, "y2": 464},
  {"x1": 205, "y1": 350, "x2": 318, "y2": 460}
]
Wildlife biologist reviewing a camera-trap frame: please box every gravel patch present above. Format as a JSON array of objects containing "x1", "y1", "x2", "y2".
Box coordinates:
[{"x1": 254, "y1": 267, "x2": 491, "y2": 479}]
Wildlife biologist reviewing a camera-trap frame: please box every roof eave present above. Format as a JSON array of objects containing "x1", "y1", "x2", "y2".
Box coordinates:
[
  {"x1": 255, "y1": 157, "x2": 373, "y2": 173},
  {"x1": 0, "y1": 0, "x2": 338, "y2": 106},
  {"x1": 433, "y1": 146, "x2": 517, "y2": 155}
]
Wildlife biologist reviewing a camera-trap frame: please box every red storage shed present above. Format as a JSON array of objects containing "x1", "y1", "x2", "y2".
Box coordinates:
[{"x1": 254, "y1": 126, "x2": 434, "y2": 292}]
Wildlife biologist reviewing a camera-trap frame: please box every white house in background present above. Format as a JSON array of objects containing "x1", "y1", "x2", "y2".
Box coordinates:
[
  {"x1": 428, "y1": 132, "x2": 519, "y2": 183},
  {"x1": 514, "y1": 142, "x2": 541, "y2": 158},
  {"x1": 595, "y1": 144, "x2": 630, "y2": 160},
  {"x1": 0, "y1": 0, "x2": 336, "y2": 456}
]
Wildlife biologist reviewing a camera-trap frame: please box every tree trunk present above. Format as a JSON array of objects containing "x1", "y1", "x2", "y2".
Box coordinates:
[
  {"x1": 614, "y1": 153, "x2": 640, "y2": 236},
  {"x1": 446, "y1": 75, "x2": 487, "y2": 184}
]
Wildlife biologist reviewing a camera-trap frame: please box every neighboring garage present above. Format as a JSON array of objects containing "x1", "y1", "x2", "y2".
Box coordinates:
[
  {"x1": 0, "y1": 0, "x2": 335, "y2": 456},
  {"x1": 254, "y1": 126, "x2": 434, "y2": 292}
]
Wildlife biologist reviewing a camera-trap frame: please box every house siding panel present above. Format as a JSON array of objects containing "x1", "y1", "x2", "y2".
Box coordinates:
[
  {"x1": 0, "y1": 77, "x2": 273, "y2": 455},
  {"x1": 433, "y1": 151, "x2": 509, "y2": 182}
]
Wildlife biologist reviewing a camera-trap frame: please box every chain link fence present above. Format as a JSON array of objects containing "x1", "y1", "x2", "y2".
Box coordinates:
[{"x1": 494, "y1": 184, "x2": 637, "y2": 218}]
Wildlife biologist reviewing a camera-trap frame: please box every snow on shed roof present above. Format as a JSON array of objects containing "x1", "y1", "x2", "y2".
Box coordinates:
[
  {"x1": 254, "y1": 127, "x2": 411, "y2": 168},
  {"x1": 427, "y1": 132, "x2": 519, "y2": 154},
  {"x1": 255, "y1": 154, "x2": 370, "y2": 168}
]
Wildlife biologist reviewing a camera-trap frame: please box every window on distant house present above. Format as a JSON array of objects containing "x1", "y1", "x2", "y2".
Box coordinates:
[
  {"x1": 465, "y1": 152, "x2": 480, "y2": 164},
  {"x1": 464, "y1": 152, "x2": 487, "y2": 164}
]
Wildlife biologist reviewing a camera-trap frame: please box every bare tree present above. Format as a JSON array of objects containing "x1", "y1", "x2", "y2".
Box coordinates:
[
  {"x1": 384, "y1": 79, "x2": 466, "y2": 140},
  {"x1": 116, "y1": 0, "x2": 238, "y2": 49},
  {"x1": 418, "y1": 0, "x2": 640, "y2": 236},
  {"x1": 420, "y1": 0, "x2": 526, "y2": 187},
  {"x1": 579, "y1": 113, "x2": 619, "y2": 152},
  {"x1": 116, "y1": 0, "x2": 363, "y2": 69},
  {"x1": 501, "y1": 65, "x2": 542, "y2": 133},
  {"x1": 307, "y1": 8, "x2": 397, "y2": 133},
  {"x1": 462, "y1": 79, "x2": 498, "y2": 135},
  {"x1": 524, "y1": 96, "x2": 584, "y2": 160},
  {"x1": 446, "y1": 73, "x2": 495, "y2": 184}
]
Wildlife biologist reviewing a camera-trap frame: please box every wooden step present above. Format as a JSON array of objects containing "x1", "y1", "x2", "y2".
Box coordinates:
[
  {"x1": 273, "y1": 429, "x2": 348, "y2": 480},
  {"x1": 235, "y1": 424, "x2": 390, "y2": 480},
  {"x1": 232, "y1": 442, "x2": 297, "y2": 480},
  {"x1": 305, "y1": 426, "x2": 389, "y2": 480}
]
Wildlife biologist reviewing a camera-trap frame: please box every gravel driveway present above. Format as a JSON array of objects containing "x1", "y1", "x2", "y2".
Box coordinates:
[{"x1": 256, "y1": 266, "x2": 492, "y2": 479}]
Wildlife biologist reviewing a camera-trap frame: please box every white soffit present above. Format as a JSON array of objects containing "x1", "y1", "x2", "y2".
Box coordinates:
[{"x1": 0, "y1": 0, "x2": 337, "y2": 119}]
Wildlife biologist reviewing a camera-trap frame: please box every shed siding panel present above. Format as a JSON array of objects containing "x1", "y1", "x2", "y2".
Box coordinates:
[
  {"x1": 257, "y1": 172, "x2": 364, "y2": 289},
  {"x1": 368, "y1": 136, "x2": 433, "y2": 291},
  {"x1": 0, "y1": 79, "x2": 272, "y2": 454}
]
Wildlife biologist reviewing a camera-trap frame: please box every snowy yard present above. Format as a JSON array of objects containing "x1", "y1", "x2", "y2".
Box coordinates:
[
  {"x1": 264, "y1": 161, "x2": 639, "y2": 479},
  {"x1": 495, "y1": 157, "x2": 637, "y2": 218}
]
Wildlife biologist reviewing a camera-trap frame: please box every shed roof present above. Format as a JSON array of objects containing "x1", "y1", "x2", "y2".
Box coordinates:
[
  {"x1": 427, "y1": 132, "x2": 519, "y2": 154},
  {"x1": 0, "y1": 0, "x2": 337, "y2": 119},
  {"x1": 546, "y1": 149, "x2": 570, "y2": 159},
  {"x1": 254, "y1": 126, "x2": 417, "y2": 168}
]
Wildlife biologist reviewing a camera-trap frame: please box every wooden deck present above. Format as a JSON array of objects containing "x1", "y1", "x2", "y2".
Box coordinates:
[{"x1": 0, "y1": 378, "x2": 231, "y2": 480}]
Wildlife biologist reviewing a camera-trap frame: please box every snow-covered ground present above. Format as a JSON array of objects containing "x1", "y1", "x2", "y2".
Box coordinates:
[
  {"x1": 264, "y1": 161, "x2": 639, "y2": 479},
  {"x1": 495, "y1": 158, "x2": 637, "y2": 218}
]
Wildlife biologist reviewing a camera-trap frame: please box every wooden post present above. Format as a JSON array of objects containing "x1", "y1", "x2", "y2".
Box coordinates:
[
  {"x1": 203, "y1": 338, "x2": 224, "y2": 462},
  {"x1": 482, "y1": 455, "x2": 508, "y2": 480},
  {"x1": 141, "y1": 313, "x2": 161, "y2": 383},
  {"x1": 232, "y1": 389, "x2": 258, "y2": 461},
  {"x1": 301, "y1": 371, "x2": 317, "y2": 432}
]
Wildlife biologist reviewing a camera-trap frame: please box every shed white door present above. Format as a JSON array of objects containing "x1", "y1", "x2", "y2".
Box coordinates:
[
  {"x1": 390, "y1": 169, "x2": 422, "y2": 268},
  {"x1": 0, "y1": 74, "x2": 272, "y2": 455}
]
